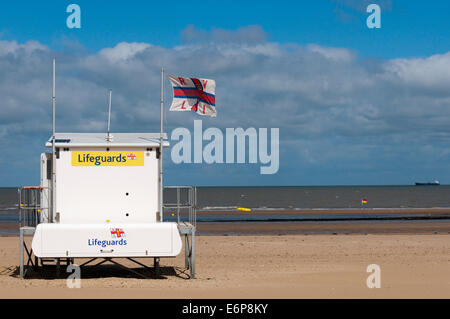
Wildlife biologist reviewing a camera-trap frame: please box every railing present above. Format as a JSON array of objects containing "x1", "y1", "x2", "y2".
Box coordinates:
[
  {"x1": 17, "y1": 185, "x2": 197, "y2": 227},
  {"x1": 163, "y1": 186, "x2": 197, "y2": 227},
  {"x1": 18, "y1": 186, "x2": 43, "y2": 228}
]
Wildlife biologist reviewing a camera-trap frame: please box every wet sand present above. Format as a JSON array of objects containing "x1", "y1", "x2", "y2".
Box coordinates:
[
  {"x1": 3, "y1": 207, "x2": 450, "y2": 236},
  {"x1": 2, "y1": 220, "x2": 450, "y2": 236},
  {"x1": 0, "y1": 233, "x2": 449, "y2": 298},
  {"x1": 196, "y1": 220, "x2": 450, "y2": 235},
  {"x1": 191, "y1": 208, "x2": 450, "y2": 215}
]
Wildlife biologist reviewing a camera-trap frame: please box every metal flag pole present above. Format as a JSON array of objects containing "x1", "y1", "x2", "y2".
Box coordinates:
[
  {"x1": 159, "y1": 67, "x2": 164, "y2": 222},
  {"x1": 107, "y1": 89, "x2": 112, "y2": 141},
  {"x1": 51, "y1": 58, "x2": 56, "y2": 223}
]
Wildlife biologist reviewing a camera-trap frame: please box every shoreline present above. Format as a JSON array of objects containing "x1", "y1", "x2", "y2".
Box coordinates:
[
  {"x1": 3, "y1": 207, "x2": 450, "y2": 214},
  {"x1": 1, "y1": 208, "x2": 449, "y2": 236},
  {"x1": 190, "y1": 207, "x2": 450, "y2": 215},
  {"x1": 2, "y1": 220, "x2": 450, "y2": 236},
  {"x1": 196, "y1": 220, "x2": 450, "y2": 235}
]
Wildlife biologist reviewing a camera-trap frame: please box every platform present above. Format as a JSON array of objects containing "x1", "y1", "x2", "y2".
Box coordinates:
[
  {"x1": 19, "y1": 222, "x2": 196, "y2": 279},
  {"x1": 178, "y1": 222, "x2": 196, "y2": 278}
]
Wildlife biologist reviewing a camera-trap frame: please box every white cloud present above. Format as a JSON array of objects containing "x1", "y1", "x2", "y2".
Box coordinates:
[
  {"x1": 0, "y1": 25, "x2": 449, "y2": 185},
  {"x1": 387, "y1": 52, "x2": 450, "y2": 91},
  {"x1": 98, "y1": 42, "x2": 152, "y2": 63},
  {"x1": 307, "y1": 44, "x2": 355, "y2": 62},
  {"x1": 0, "y1": 40, "x2": 48, "y2": 57}
]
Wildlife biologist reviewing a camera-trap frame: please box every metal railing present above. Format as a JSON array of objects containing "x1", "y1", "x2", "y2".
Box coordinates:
[
  {"x1": 18, "y1": 186, "x2": 43, "y2": 228},
  {"x1": 163, "y1": 186, "x2": 197, "y2": 227},
  {"x1": 17, "y1": 185, "x2": 197, "y2": 227}
]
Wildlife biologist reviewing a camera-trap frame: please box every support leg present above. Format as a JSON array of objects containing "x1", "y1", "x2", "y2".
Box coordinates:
[
  {"x1": 190, "y1": 231, "x2": 196, "y2": 279},
  {"x1": 34, "y1": 256, "x2": 39, "y2": 271},
  {"x1": 19, "y1": 229, "x2": 24, "y2": 278},
  {"x1": 185, "y1": 234, "x2": 189, "y2": 269},
  {"x1": 107, "y1": 258, "x2": 148, "y2": 279},
  {"x1": 56, "y1": 258, "x2": 61, "y2": 278},
  {"x1": 154, "y1": 257, "x2": 160, "y2": 275}
]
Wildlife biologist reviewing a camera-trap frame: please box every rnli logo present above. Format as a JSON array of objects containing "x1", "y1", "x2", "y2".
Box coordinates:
[{"x1": 110, "y1": 228, "x2": 125, "y2": 238}]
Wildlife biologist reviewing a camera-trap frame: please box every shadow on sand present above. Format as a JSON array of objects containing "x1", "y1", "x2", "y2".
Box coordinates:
[{"x1": 9, "y1": 262, "x2": 191, "y2": 280}]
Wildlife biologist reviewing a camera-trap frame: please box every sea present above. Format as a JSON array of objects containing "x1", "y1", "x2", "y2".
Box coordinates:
[{"x1": 1, "y1": 185, "x2": 450, "y2": 234}]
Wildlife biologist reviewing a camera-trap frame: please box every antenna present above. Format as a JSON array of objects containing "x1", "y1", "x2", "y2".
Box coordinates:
[
  {"x1": 51, "y1": 58, "x2": 56, "y2": 223},
  {"x1": 106, "y1": 89, "x2": 113, "y2": 142},
  {"x1": 159, "y1": 66, "x2": 164, "y2": 222}
]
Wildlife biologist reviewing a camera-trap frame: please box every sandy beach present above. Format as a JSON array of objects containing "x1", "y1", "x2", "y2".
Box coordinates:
[{"x1": 0, "y1": 233, "x2": 449, "y2": 299}]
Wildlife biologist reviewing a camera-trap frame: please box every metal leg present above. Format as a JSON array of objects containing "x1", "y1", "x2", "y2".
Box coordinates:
[
  {"x1": 191, "y1": 231, "x2": 196, "y2": 279},
  {"x1": 24, "y1": 245, "x2": 34, "y2": 267},
  {"x1": 126, "y1": 258, "x2": 152, "y2": 271},
  {"x1": 154, "y1": 257, "x2": 160, "y2": 275},
  {"x1": 56, "y1": 258, "x2": 60, "y2": 278},
  {"x1": 91, "y1": 258, "x2": 109, "y2": 268},
  {"x1": 185, "y1": 235, "x2": 189, "y2": 269},
  {"x1": 19, "y1": 228, "x2": 24, "y2": 278},
  {"x1": 34, "y1": 256, "x2": 39, "y2": 271},
  {"x1": 79, "y1": 258, "x2": 98, "y2": 267},
  {"x1": 107, "y1": 258, "x2": 149, "y2": 279}
]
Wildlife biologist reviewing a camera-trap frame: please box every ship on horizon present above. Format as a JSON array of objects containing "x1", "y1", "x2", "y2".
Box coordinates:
[{"x1": 415, "y1": 180, "x2": 440, "y2": 186}]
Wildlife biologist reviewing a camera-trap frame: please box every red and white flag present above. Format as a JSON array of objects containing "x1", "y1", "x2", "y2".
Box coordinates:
[{"x1": 168, "y1": 75, "x2": 216, "y2": 117}]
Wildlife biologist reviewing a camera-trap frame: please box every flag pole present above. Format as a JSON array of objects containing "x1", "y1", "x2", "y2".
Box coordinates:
[
  {"x1": 107, "y1": 89, "x2": 112, "y2": 141},
  {"x1": 159, "y1": 66, "x2": 164, "y2": 222},
  {"x1": 51, "y1": 58, "x2": 56, "y2": 223}
]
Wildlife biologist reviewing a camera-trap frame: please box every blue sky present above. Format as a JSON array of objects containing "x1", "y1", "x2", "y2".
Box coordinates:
[
  {"x1": 0, "y1": 1, "x2": 449, "y2": 186},
  {"x1": 1, "y1": 1, "x2": 449, "y2": 58}
]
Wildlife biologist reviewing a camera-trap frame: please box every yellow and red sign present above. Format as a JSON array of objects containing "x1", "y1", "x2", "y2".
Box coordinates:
[{"x1": 71, "y1": 151, "x2": 144, "y2": 167}]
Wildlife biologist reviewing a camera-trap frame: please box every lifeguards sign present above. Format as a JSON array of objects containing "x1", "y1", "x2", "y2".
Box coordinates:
[
  {"x1": 168, "y1": 75, "x2": 216, "y2": 117},
  {"x1": 71, "y1": 151, "x2": 144, "y2": 166}
]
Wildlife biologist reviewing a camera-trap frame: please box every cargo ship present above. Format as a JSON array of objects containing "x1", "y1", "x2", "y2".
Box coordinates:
[{"x1": 415, "y1": 180, "x2": 440, "y2": 186}]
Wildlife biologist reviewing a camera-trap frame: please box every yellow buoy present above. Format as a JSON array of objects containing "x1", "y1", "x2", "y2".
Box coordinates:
[{"x1": 237, "y1": 207, "x2": 251, "y2": 212}]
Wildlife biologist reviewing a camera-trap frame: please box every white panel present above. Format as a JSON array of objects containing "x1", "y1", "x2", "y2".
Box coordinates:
[
  {"x1": 55, "y1": 147, "x2": 159, "y2": 224},
  {"x1": 32, "y1": 223, "x2": 182, "y2": 257},
  {"x1": 40, "y1": 153, "x2": 51, "y2": 224}
]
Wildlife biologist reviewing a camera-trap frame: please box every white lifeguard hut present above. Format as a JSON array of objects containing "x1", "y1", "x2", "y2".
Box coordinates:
[{"x1": 19, "y1": 60, "x2": 196, "y2": 279}]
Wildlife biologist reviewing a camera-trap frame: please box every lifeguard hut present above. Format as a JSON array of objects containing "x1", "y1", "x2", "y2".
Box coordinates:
[{"x1": 18, "y1": 60, "x2": 196, "y2": 279}]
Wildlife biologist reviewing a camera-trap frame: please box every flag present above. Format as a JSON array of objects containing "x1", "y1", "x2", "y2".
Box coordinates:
[
  {"x1": 110, "y1": 228, "x2": 125, "y2": 238},
  {"x1": 168, "y1": 75, "x2": 216, "y2": 117},
  {"x1": 362, "y1": 198, "x2": 368, "y2": 204}
]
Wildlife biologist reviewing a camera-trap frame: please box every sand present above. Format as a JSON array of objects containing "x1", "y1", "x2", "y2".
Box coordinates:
[{"x1": 0, "y1": 233, "x2": 449, "y2": 299}]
